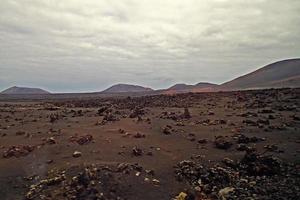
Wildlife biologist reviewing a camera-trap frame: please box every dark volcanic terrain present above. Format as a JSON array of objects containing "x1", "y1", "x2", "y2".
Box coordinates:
[{"x1": 0, "y1": 88, "x2": 299, "y2": 200}]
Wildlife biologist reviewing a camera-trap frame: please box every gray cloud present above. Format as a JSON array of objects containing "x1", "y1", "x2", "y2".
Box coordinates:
[{"x1": 0, "y1": 0, "x2": 299, "y2": 92}]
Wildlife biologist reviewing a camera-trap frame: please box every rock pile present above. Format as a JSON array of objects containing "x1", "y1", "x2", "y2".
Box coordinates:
[
  {"x1": 25, "y1": 166, "x2": 125, "y2": 200},
  {"x1": 3, "y1": 145, "x2": 35, "y2": 158},
  {"x1": 69, "y1": 135, "x2": 94, "y2": 145},
  {"x1": 174, "y1": 151, "x2": 300, "y2": 199}
]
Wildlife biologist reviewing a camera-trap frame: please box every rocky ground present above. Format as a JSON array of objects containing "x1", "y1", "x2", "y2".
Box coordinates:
[{"x1": 0, "y1": 88, "x2": 299, "y2": 200}]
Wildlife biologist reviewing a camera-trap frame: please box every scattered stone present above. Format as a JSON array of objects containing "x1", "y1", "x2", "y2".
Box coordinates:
[
  {"x1": 222, "y1": 158, "x2": 236, "y2": 168},
  {"x1": 145, "y1": 169, "x2": 154, "y2": 176},
  {"x1": 152, "y1": 179, "x2": 160, "y2": 185},
  {"x1": 162, "y1": 125, "x2": 174, "y2": 135},
  {"x1": 119, "y1": 129, "x2": 126, "y2": 134},
  {"x1": 260, "y1": 109, "x2": 274, "y2": 114},
  {"x1": 182, "y1": 107, "x2": 191, "y2": 119},
  {"x1": 268, "y1": 114, "x2": 276, "y2": 119},
  {"x1": 292, "y1": 115, "x2": 300, "y2": 121},
  {"x1": 69, "y1": 134, "x2": 93, "y2": 145},
  {"x1": 72, "y1": 151, "x2": 82, "y2": 158},
  {"x1": 208, "y1": 110, "x2": 214, "y2": 115},
  {"x1": 214, "y1": 136, "x2": 233, "y2": 150},
  {"x1": 243, "y1": 119, "x2": 258, "y2": 126},
  {"x1": 129, "y1": 107, "x2": 145, "y2": 118},
  {"x1": 218, "y1": 187, "x2": 235, "y2": 200},
  {"x1": 132, "y1": 146, "x2": 143, "y2": 156},
  {"x1": 133, "y1": 132, "x2": 146, "y2": 138},
  {"x1": 46, "y1": 159, "x2": 53, "y2": 164},
  {"x1": 187, "y1": 133, "x2": 196, "y2": 141},
  {"x1": 233, "y1": 134, "x2": 262, "y2": 144},
  {"x1": 198, "y1": 139, "x2": 208, "y2": 144},
  {"x1": 97, "y1": 106, "x2": 109, "y2": 116},
  {"x1": 146, "y1": 151, "x2": 153, "y2": 156},
  {"x1": 160, "y1": 111, "x2": 180, "y2": 120},
  {"x1": 16, "y1": 131, "x2": 26, "y2": 136},
  {"x1": 46, "y1": 137, "x2": 56, "y2": 145},
  {"x1": 264, "y1": 144, "x2": 282, "y2": 152},
  {"x1": 49, "y1": 113, "x2": 59, "y2": 123},
  {"x1": 236, "y1": 143, "x2": 254, "y2": 151},
  {"x1": 257, "y1": 118, "x2": 270, "y2": 125},
  {"x1": 103, "y1": 113, "x2": 118, "y2": 121},
  {"x1": 3, "y1": 145, "x2": 35, "y2": 158},
  {"x1": 135, "y1": 172, "x2": 141, "y2": 176},
  {"x1": 175, "y1": 192, "x2": 187, "y2": 200}
]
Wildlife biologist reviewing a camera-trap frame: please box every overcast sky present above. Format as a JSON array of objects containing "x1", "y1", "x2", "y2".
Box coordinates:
[{"x1": 0, "y1": 0, "x2": 299, "y2": 92}]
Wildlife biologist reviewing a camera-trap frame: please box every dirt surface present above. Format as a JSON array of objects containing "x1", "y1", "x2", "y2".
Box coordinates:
[{"x1": 0, "y1": 88, "x2": 299, "y2": 200}]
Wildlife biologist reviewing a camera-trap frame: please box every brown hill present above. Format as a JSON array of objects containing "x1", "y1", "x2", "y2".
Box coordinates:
[
  {"x1": 1, "y1": 86, "x2": 50, "y2": 94},
  {"x1": 220, "y1": 59, "x2": 300, "y2": 90},
  {"x1": 164, "y1": 82, "x2": 218, "y2": 94},
  {"x1": 102, "y1": 84, "x2": 153, "y2": 93},
  {"x1": 167, "y1": 84, "x2": 195, "y2": 91}
]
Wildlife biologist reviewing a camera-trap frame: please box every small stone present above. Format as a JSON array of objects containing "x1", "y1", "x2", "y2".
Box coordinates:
[
  {"x1": 146, "y1": 151, "x2": 153, "y2": 156},
  {"x1": 218, "y1": 187, "x2": 235, "y2": 199},
  {"x1": 183, "y1": 107, "x2": 191, "y2": 119},
  {"x1": 144, "y1": 177, "x2": 150, "y2": 182},
  {"x1": 145, "y1": 169, "x2": 154, "y2": 176},
  {"x1": 132, "y1": 146, "x2": 143, "y2": 156},
  {"x1": 133, "y1": 132, "x2": 145, "y2": 138},
  {"x1": 198, "y1": 139, "x2": 207, "y2": 144},
  {"x1": 72, "y1": 151, "x2": 82, "y2": 158},
  {"x1": 162, "y1": 125, "x2": 173, "y2": 135},
  {"x1": 175, "y1": 192, "x2": 187, "y2": 200},
  {"x1": 152, "y1": 179, "x2": 160, "y2": 185},
  {"x1": 46, "y1": 159, "x2": 53, "y2": 164},
  {"x1": 46, "y1": 137, "x2": 56, "y2": 145},
  {"x1": 214, "y1": 136, "x2": 232, "y2": 149},
  {"x1": 135, "y1": 172, "x2": 141, "y2": 177},
  {"x1": 16, "y1": 131, "x2": 26, "y2": 136},
  {"x1": 249, "y1": 181, "x2": 256, "y2": 186}
]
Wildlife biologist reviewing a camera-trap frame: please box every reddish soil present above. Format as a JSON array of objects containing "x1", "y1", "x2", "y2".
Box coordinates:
[{"x1": 0, "y1": 88, "x2": 299, "y2": 200}]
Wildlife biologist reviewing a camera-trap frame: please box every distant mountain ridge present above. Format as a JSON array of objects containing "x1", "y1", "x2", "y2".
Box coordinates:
[
  {"x1": 1, "y1": 59, "x2": 299, "y2": 96},
  {"x1": 1, "y1": 86, "x2": 50, "y2": 94},
  {"x1": 101, "y1": 84, "x2": 153, "y2": 93}
]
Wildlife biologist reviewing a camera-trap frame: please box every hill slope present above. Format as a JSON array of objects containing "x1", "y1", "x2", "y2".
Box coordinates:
[
  {"x1": 1, "y1": 86, "x2": 50, "y2": 94},
  {"x1": 167, "y1": 84, "x2": 195, "y2": 91},
  {"x1": 102, "y1": 84, "x2": 153, "y2": 93},
  {"x1": 164, "y1": 82, "x2": 218, "y2": 94},
  {"x1": 220, "y1": 59, "x2": 300, "y2": 90}
]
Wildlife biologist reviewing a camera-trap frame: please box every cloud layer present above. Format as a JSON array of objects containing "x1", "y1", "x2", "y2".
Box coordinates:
[{"x1": 0, "y1": 0, "x2": 299, "y2": 92}]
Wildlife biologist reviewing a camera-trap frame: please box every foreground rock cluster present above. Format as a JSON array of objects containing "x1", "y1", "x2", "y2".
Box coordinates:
[
  {"x1": 174, "y1": 150, "x2": 300, "y2": 199},
  {"x1": 25, "y1": 165, "x2": 125, "y2": 200}
]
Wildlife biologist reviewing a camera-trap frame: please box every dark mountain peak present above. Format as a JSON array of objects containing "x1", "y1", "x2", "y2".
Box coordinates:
[
  {"x1": 102, "y1": 83, "x2": 153, "y2": 93},
  {"x1": 1, "y1": 86, "x2": 50, "y2": 94},
  {"x1": 168, "y1": 83, "x2": 194, "y2": 90}
]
